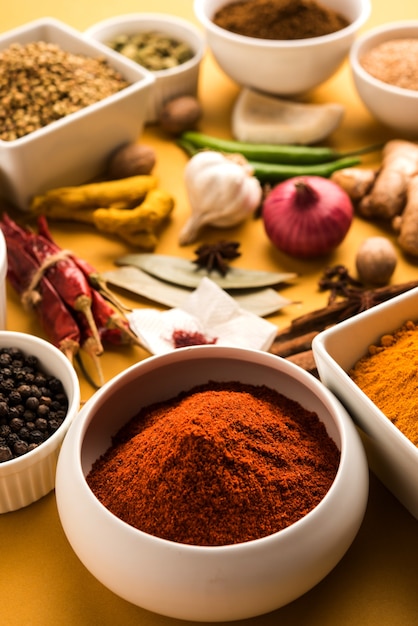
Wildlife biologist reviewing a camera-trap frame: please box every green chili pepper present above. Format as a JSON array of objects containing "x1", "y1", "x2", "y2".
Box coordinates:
[
  {"x1": 177, "y1": 138, "x2": 362, "y2": 183},
  {"x1": 180, "y1": 131, "x2": 382, "y2": 165},
  {"x1": 248, "y1": 156, "x2": 362, "y2": 182}
]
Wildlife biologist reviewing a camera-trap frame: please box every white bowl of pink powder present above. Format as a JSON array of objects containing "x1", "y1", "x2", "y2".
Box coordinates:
[
  {"x1": 55, "y1": 345, "x2": 368, "y2": 621},
  {"x1": 350, "y1": 21, "x2": 418, "y2": 136}
]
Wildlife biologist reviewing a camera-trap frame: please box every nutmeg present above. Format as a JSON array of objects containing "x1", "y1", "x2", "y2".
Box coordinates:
[
  {"x1": 158, "y1": 95, "x2": 202, "y2": 135},
  {"x1": 107, "y1": 143, "x2": 156, "y2": 179}
]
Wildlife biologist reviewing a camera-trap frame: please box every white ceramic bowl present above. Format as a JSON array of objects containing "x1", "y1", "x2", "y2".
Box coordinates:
[
  {"x1": 194, "y1": 0, "x2": 370, "y2": 96},
  {"x1": 0, "y1": 17, "x2": 155, "y2": 211},
  {"x1": 313, "y1": 287, "x2": 418, "y2": 521},
  {"x1": 0, "y1": 230, "x2": 7, "y2": 330},
  {"x1": 0, "y1": 331, "x2": 80, "y2": 513},
  {"x1": 85, "y1": 13, "x2": 205, "y2": 123},
  {"x1": 350, "y1": 21, "x2": 418, "y2": 136},
  {"x1": 56, "y1": 345, "x2": 368, "y2": 622}
]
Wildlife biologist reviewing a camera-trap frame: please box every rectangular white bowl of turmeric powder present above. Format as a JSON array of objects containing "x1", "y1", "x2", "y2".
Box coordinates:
[
  {"x1": 312, "y1": 286, "x2": 418, "y2": 521},
  {"x1": 0, "y1": 17, "x2": 155, "y2": 210}
]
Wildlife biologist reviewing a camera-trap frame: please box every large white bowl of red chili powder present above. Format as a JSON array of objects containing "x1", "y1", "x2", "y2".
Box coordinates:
[
  {"x1": 56, "y1": 345, "x2": 368, "y2": 621},
  {"x1": 194, "y1": 0, "x2": 371, "y2": 96}
]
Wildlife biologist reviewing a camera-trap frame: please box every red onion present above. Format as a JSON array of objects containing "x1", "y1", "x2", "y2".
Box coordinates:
[{"x1": 262, "y1": 176, "x2": 354, "y2": 259}]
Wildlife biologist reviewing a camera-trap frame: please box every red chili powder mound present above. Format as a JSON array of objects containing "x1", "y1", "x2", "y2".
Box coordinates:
[{"x1": 87, "y1": 381, "x2": 340, "y2": 546}]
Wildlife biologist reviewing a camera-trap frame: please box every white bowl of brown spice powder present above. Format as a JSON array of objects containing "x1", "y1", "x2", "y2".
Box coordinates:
[
  {"x1": 55, "y1": 344, "x2": 368, "y2": 621},
  {"x1": 0, "y1": 17, "x2": 155, "y2": 210},
  {"x1": 350, "y1": 21, "x2": 418, "y2": 135},
  {"x1": 194, "y1": 0, "x2": 371, "y2": 96}
]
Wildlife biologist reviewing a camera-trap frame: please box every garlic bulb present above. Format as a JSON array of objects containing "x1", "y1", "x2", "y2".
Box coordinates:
[{"x1": 179, "y1": 151, "x2": 262, "y2": 245}]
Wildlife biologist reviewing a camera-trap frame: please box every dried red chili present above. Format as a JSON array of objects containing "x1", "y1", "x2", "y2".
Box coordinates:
[
  {"x1": 5, "y1": 239, "x2": 80, "y2": 361},
  {"x1": 37, "y1": 215, "x2": 137, "y2": 347},
  {"x1": 28, "y1": 227, "x2": 103, "y2": 353},
  {"x1": 87, "y1": 381, "x2": 340, "y2": 546}
]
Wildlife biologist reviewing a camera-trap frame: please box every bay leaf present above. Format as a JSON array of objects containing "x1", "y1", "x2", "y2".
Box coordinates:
[
  {"x1": 116, "y1": 253, "x2": 297, "y2": 290},
  {"x1": 100, "y1": 266, "x2": 291, "y2": 317}
]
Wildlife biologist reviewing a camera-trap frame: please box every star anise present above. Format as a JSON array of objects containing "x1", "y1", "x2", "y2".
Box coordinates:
[{"x1": 192, "y1": 240, "x2": 241, "y2": 276}]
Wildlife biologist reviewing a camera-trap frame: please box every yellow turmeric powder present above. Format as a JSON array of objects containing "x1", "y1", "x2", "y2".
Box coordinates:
[{"x1": 349, "y1": 320, "x2": 418, "y2": 445}]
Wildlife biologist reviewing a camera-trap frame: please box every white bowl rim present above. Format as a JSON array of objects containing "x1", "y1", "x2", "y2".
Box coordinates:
[
  {"x1": 194, "y1": 0, "x2": 371, "y2": 48},
  {"x1": 66, "y1": 344, "x2": 365, "y2": 552},
  {"x1": 0, "y1": 16, "x2": 155, "y2": 147},
  {"x1": 0, "y1": 230, "x2": 6, "y2": 280},
  {"x1": 350, "y1": 20, "x2": 418, "y2": 98},
  {"x1": 84, "y1": 12, "x2": 206, "y2": 77},
  {"x1": 0, "y1": 330, "x2": 80, "y2": 472}
]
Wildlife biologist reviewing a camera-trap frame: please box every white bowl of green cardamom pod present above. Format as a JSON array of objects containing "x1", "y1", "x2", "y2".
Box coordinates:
[
  {"x1": 313, "y1": 286, "x2": 418, "y2": 522},
  {"x1": 84, "y1": 13, "x2": 205, "y2": 123},
  {"x1": 55, "y1": 345, "x2": 368, "y2": 621}
]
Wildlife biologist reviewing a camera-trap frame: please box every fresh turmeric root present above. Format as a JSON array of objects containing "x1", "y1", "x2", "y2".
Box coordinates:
[
  {"x1": 93, "y1": 188, "x2": 174, "y2": 248},
  {"x1": 31, "y1": 176, "x2": 174, "y2": 249},
  {"x1": 393, "y1": 175, "x2": 418, "y2": 257},
  {"x1": 30, "y1": 175, "x2": 159, "y2": 214},
  {"x1": 358, "y1": 140, "x2": 418, "y2": 219}
]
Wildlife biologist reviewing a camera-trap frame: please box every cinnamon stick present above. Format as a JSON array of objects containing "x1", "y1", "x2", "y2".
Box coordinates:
[
  {"x1": 286, "y1": 350, "x2": 317, "y2": 374},
  {"x1": 270, "y1": 278, "x2": 418, "y2": 376},
  {"x1": 270, "y1": 329, "x2": 319, "y2": 358}
]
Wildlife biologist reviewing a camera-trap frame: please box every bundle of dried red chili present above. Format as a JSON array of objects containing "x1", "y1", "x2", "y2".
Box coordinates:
[
  {"x1": 87, "y1": 381, "x2": 340, "y2": 546},
  {"x1": 0, "y1": 213, "x2": 138, "y2": 384}
]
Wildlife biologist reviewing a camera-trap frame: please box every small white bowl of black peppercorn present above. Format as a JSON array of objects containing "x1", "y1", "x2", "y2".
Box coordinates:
[{"x1": 0, "y1": 331, "x2": 80, "y2": 513}]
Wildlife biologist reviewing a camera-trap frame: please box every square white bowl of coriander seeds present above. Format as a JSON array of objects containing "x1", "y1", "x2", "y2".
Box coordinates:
[{"x1": 0, "y1": 17, "x2": 155, "y2": 211}]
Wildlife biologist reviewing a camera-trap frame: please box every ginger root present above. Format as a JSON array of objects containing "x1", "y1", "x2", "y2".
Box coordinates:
[
  {"x1": 358, "y1": 140, "x2": 418, "y2": 219},
  {"x1": 393, "y1": 175, "x2": 418, "y2": 257},
  {"x1": 330, "y1": 167, "x2": 377, "y2": 202}
]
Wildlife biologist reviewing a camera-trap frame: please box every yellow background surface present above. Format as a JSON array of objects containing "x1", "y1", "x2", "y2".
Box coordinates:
[{"x1": 1, "y1": 1, "x2": 418, "y2": 624}]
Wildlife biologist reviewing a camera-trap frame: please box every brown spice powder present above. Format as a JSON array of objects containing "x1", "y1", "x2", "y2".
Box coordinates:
[
  {"x1": 360, "y1": 39, "x2": 418, "y2": 91},
  {"x1": 213, "y1": 0, "x2": 349, "y2": 40}
]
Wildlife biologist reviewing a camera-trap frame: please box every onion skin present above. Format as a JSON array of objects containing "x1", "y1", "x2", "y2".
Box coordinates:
[{"x1": 262, "y1": 175, "x2": 354, "y2": 259}]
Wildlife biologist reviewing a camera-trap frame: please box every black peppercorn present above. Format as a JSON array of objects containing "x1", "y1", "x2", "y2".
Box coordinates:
[
  {"x1": 29, "y1": 430, "x2": 45, "y2": 444},
  {"x1": 10, "y1": 417, "x2": 24, "y2": 432},
  {"x1": 0, "y1": 346, "x2": 69, "y2": 462},
  {"x1": 0, "y1": 444, "x2": 13, "y2": 462},
  {"x1": 13, "y1": 440, "x2": 29, "y2": 456},
  {"x1": 25, "y1": 396, "x2": 39, "y2": 411}
]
